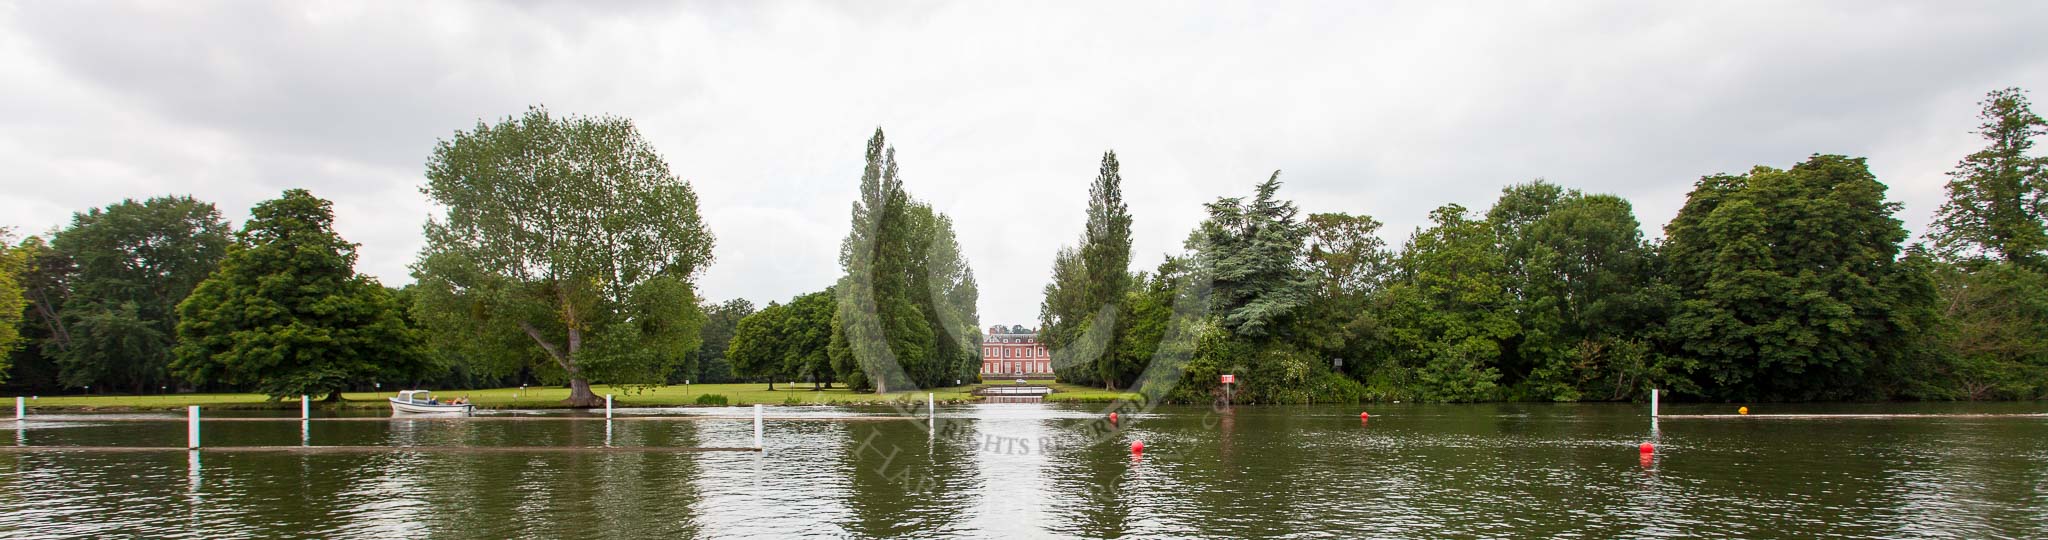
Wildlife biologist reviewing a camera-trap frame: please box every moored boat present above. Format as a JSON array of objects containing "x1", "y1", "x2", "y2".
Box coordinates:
[{"x1": 389, "y1": 390, "x2": 474, "y2": 414}]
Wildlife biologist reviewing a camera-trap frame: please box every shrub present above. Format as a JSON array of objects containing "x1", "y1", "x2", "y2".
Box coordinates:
[{"x1": 693, "y1": 393, "x2": 729, "y2": 406}]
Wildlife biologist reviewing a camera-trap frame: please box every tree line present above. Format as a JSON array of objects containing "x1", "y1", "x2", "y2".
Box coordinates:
[
  {"x1": 0, "y1": 107, "x2": 721, "y2": 404},
  {"x1": 0, "y1": 191, "x2": 428, "y2": 399},
  {"x1": 3, "y1": 89, "x2": 2044, "y2": 403},
  {"x1": 1036, "y1": 87, "x2": 2048, "y2": 403}
]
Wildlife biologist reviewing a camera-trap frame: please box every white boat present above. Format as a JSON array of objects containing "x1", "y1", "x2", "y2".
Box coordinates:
[{"x1": 389, "y1": 390, "x2": 474, "y2": 415}]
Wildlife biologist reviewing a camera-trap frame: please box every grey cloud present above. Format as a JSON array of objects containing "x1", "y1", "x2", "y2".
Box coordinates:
[{"x1": 2, "y1": 1, "x2": 2045, "y2": 327}]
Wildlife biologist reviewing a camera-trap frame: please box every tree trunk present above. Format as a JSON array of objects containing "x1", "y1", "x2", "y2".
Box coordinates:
[
  {"x1": 565, "y1": 378, "x2": 603, "y2": 408},
  {"x1": 518, "y1": 316, "x2": 604, "y2": 408},
  {"x1": 555, "y1": 286, "x2": 603, "y2": 409},
  {"x1": 325, "y1": 390, "x2": 344, "y2": 402},
  {"x1": 767, "y1": 381, "x2": 775, "y2": 391}
]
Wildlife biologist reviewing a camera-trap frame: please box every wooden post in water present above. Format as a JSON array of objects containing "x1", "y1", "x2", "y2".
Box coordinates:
[
  {"x1": 187, "y1": 406, "x2": 200, "y2": 449},
  {"x1": 928, "y1": 393, "x2": 935, "y2": 425},
  {"x1": 14, "y1": 396, "x2": 21, "y2": 420},
  {"x1": 301, "y1": 395, "x2": 309, "y2": 420},
  {"x1": 1650, "y1": 388, "x2": 1659, "y2": 418},
  {"x1": 606, "y1": 394, "x2": 614, "y2": 419},
  {"x1": 753, "y1": 404, "x2": 764, "y2": 450}
]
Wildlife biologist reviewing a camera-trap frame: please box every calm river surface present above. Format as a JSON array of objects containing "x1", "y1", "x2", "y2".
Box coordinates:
[{"x1": 2, "y1": 401, "x2": 2045, "y2": 538}]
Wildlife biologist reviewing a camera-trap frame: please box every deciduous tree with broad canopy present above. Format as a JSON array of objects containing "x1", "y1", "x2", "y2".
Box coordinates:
[
  {"x1": 412, "y1": 106, "x2": 714, "y2": 407},
  {"x1": 172, "y1": 189, "x2": 429, "y2": 400},
  {"x1": 51, "y1": 195, "x2": 232, "y2": 394}
]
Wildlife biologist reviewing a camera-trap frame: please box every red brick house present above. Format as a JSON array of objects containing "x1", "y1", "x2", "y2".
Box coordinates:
[{"x1": 981, "y1": 324, "x2": 1052, "y2": 378}]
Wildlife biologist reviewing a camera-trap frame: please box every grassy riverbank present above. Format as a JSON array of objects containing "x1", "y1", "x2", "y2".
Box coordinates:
[
  {"x1": 1037, "y1": 382, "x2": 1143, "y2": 403},
  {"x1": 17, "y1": 383, "x2": 985, "y2": 411},
  {"x1": 14, "y1": 380, "x2": 1150, "y2": 411}
]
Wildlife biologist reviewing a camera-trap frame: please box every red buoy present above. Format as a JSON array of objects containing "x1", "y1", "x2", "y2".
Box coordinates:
[
  {"x1": 1130, "y1": 440, "x2": 1144, "y2": 454},
  {"x1": 1639, "y1": 442, "x2": 1655, "y2": 454},
  {"x1": 1109, "y1": 412, "x2": 1119, "y2": 423},
  {"x1": 1359, "y1": 411, "x2": 1370, "y2": 419}
]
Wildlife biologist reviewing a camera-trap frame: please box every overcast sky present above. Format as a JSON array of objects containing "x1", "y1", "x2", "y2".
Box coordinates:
[{"x1": 3, "y1": 2, "x2": 2046, "y2": 327}]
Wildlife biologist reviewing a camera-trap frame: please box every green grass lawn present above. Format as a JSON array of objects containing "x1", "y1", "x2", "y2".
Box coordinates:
[
  {"x1": 15, "y1": 380, "x2": 1139, "y2": 411},
  {"x1": 19, "y1": 383, "x2": 985, "y2": 411},
  {"x1": 1038, "y1": 382, "x2": 1143, "y2": 402}
]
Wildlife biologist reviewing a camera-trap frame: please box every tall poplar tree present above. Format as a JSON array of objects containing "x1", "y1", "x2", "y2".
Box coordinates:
[
  {"x1": 835, "y1": 129, "x2": 977, "y2": 391},
  {"x1": 1041, "y1": 151, "x2": 1134, "y2": 387},
  {"x1": 837, "y1": 129, "x2": 925, "y2": 393}
]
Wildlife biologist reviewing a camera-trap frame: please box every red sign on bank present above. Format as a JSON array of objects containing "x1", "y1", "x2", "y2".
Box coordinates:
[{"x1": 1220, "y1": 374, "x2": 1235, "y2": 384}]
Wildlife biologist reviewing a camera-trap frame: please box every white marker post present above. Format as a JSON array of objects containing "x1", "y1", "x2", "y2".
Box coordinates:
[
  {"x1": 605, "y1": 394, "x2": 614, "y2": 419},
  {"x1": 927, "y1": 393, "x2": 935, "y2": 424},
  {"x1": 14, "y1": 396, "x2": 22, "y2": 420},
  {"x1": 187, "y1": 406, "x2": 201, "y2": 449},
  {"x1": 753, "y1": 404, "x2": 764, "y2": 451},
  {"x1": 1650, "y1": 388, "x2": 1660, "y2": 418},
  {"x1": 301, "y1": 395, "x2": 310, "y2": 420}
]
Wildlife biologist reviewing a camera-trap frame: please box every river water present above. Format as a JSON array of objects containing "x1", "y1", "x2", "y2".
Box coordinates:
[{"x1": 2, "y1": 402, "x2": 2044, "y2": 538}]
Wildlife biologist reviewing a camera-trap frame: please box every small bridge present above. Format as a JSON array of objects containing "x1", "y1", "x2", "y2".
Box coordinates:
[{"x1": 973, "y1": 385, "x2": 1052, "y2": 403}]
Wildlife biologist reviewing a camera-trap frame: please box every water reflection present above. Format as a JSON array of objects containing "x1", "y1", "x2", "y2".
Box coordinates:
[{"x1": 0, "y1": 404, "x2": 2044, "y2": 538}]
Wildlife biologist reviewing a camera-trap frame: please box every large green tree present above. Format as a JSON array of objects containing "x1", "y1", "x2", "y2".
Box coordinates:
[
  {"x1": 413, "y1": 107, "x2": 713, "y2": 407},
  {"x1": 172, "y1": 189, "x2": 430, "y2": 400},
  {"x1": 1484, "y1": 182, "x2": 1673, "y2": 401},
  {"x1": 1926, "y1": 258, "x2": 2048, "y2": 399},
  {"x1": 689, "y1": 298, "x2": 755, "y2": 384},
  {"x1": 1665, "y1": 155, "x2": 1937, "y2": 401},
  {"x1": 905, "y1": 202, "x2": 981, "y2": 387},
  {"x1": 835, "y1": 129, "x2": 979, "y2": 392},
  {"x1": 1192, "y1": 172, "x2": 1311, "y2": 339},
  {"x1": 1040, "y1": 246, "x2": 1094, "y2": 384},
  {"x1": 780, "y1": 289, "x2": 839, "y2": 389},
  {"x1": 1041, "y1": 151, "x2": 1134, "y2": 388},
  {"x1": 1928, "y1": 88, "x2": 2048, "y2": 266},
  {"x1": 1296, "y1": 212, "x2": 1395, "y2": 383},
  {"x1": 1108, "y1": 256, "x2": 1199, "y2": 392},
  {"x1": 0, "y1": 229, "x2": 28, "y2": 378},
  {"x1": 1380, "y1": 204, "x2": 1516, "y2": 402},
  {"x1": 727, "y1": 290, "x2": 841, "y2": 391},
  {"x1": 51, "y1": 195, "x2": 231, "y2": 393},
  {"x1": 836, "y1": 129, "x2": 924, "y2": 393},
  {"x1": 1917, "y1": 88, "x2": 2048, "y2": 400},
  {"x1": 727, "y1": 300, "x2": 790, "y2": 390},
  {"x1": 4, "y1": 235, "x2": 70, "y2": 389}
]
